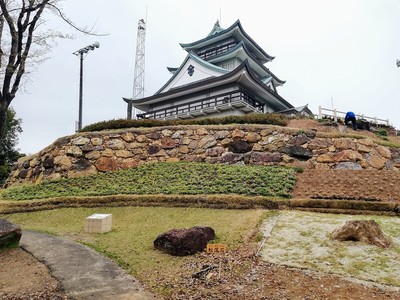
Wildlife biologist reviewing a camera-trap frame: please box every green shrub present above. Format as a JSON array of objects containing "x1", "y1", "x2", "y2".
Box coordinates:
[
  {"x1": 376, "y1": 129, "x2": 387, "y2": 136},
  {"x1": 1, "y1": 163, "x2": 296, "y2": 201},
  {"x1": 81, "y1": 113, "x2": 289, "y2": 132}
]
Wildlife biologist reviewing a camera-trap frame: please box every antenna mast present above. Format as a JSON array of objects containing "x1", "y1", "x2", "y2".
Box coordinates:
[{"x1": 125, "y1": 19, "x2": 146, "y2": 119}]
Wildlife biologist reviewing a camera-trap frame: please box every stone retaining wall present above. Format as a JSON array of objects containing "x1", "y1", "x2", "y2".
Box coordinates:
[{"x1": 6, "y1": 124, "x2": 400, "y2": 186}]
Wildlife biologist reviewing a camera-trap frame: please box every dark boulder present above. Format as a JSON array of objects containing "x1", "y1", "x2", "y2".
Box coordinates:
[
  {"x1": 220, "y1": 152, "x2": 244, "y2": 164},
  {"x1": 154, "y1": 226, "x2": 215, "y2": 256},
  {"x1": 43, "y1": 157, "x2": 55, "y2": 169},
  {"x1": 289, "y1": 135, "x2": 310, "y2": 146},
  {"x1": 18, "y1": 169, "x2": 28, "y2": 179},
  {"x1": 279, "y1": 146, "x2": 313, "y2": 160},
  {"x1": 331, "y1": 220, "x2": 391, "y2": 248},
  {"x1": 228, "y1": 139, "x2": 251, "y2": 153},
  {"x1": 71, "y1": 158, "x2": 92, "y2": 171},
  {"x1": 250, "y1": 152, "x2": 281, "y2": 164},
  {"x1": 147, "y1": 145, "x2": 160, "y2": 155},
  {"x1": 0, "y1": 219, "x2": 22, "y2": 248}
]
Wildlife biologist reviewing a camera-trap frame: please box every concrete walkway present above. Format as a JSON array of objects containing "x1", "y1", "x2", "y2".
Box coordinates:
[{"x1": 20, "y1": 231, "x2": 157, "y2": 300}]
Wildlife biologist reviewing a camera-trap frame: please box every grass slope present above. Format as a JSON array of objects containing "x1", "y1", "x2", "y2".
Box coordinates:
[{"x1": 0, "y1": 163, "x2": 296, "y2": 201}]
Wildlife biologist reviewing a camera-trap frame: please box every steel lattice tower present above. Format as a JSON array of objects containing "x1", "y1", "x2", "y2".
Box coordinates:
[{"x1": 130, "y1": 19, "x2": 146, "y2": 119}]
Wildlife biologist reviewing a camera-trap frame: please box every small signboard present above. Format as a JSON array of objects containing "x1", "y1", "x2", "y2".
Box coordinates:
[{"x1": 206, "y1": 243, "x2": 227, "y2": 253}]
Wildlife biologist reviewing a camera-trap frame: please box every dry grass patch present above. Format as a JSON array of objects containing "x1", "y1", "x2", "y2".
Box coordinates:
[{"x1": 260, "y1": 211, "x2": 400, "y2": 286}]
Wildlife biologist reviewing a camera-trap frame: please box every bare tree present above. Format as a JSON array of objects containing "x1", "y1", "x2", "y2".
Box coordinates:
[{"x1": 0, "y1": 0, "x2": 102, "y2": 140}]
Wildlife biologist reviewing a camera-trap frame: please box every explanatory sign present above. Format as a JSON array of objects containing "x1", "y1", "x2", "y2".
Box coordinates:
[{"x1": 206, "y1": 243, "x2": 227, "y2": 253}]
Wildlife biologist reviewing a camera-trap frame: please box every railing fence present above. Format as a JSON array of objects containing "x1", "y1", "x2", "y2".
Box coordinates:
[{"x1": 318, "y1": 106, "x2": 390, "y2": 126}]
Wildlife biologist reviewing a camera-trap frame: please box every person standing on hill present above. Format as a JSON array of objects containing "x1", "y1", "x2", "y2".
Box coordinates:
[{"x1": 344, "y1": 111, "x2": 357, "y2": 130}]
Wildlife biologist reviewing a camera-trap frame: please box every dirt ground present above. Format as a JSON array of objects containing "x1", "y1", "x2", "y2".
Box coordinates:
[
  {"x1": 293, "y1": 169, "x2": 400, "y2": 202},
  {"x1": 0, "y1": 248, "x2": 67, "y2": 299},
  {"x1": 161, "y1": 245, "x2": 400, "y2": 300},
  {"x1": 2, "y1": 244, "x2": 400, "y2": 300}
]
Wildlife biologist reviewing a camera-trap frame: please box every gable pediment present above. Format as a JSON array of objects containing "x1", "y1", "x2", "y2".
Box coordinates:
[{"x1": 156, "y1": 54, "x2": 228, "y2": 95}]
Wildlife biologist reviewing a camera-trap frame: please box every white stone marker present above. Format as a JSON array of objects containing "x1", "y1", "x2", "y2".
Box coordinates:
[{"x1": 84, "y1": 214, "x2": 112, "y2": 233}]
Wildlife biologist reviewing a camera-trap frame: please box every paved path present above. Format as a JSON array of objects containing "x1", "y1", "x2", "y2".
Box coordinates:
[{"x1": 20, "y1": 231, "x2": 157, "y2": 300}]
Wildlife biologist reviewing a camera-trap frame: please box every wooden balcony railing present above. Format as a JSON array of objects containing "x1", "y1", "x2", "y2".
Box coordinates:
[
  {"x1": 197, "y1": 40, "x2": 238, "y2": 60},
  {"x1": 137, "y1": 90, "x2": 263, "y2": 120}
]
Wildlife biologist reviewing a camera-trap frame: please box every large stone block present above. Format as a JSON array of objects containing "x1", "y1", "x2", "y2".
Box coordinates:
[
  {"x1": 250, "y1": 152, "x2": 281, "y2": 164},
  {"x1": 106, "y1": 139, "x2": 125, "y2": 150},
  {"x1": 72, "y1": 137, "x2": 90, "y2": 146},
  {"x1": 289, "y1": 135, "x2": 310, "y2": 146},
  {"x1": 307, "y1": 138, "x2": 333, "y2": 150},
  {"x1": 332, "y1": 150, "x2": 362, "y2": 162},
  {"x1": 66, "y1": 146, "x2": 83, "y2": 157},
  {"x1": 279, "y1": 146, "x2": 312, "y2": 160},
  {"x1": 366, "y1": 154, "x2": 386, "y2": 169},
  {"x1": 84, "y1": 214, "x2": 112, "y2": 234},
  {"x1": 334, "y1": 138, "x2": 356, "y2": 150},
  {"x1": 375, "y1": 145, "x2": 391, "y2": 159},
  {"x1": 95, "y1": 157, "x2": 118, "y2": 172},
  {"x1": 0, "y1": 219, "x2": 22, "y2": 248},
  {"x1": 221, "y1": 152, "x2": 244, "y2": 164},
  {"x1": 197, "y1": 136, "x2": 217, "y2": 149},
  {"x1": 245, "y1": 132, "x2": 261, "y2": 143},
  {"x1": 161, "y1": 137, "x2": 176, "y2": 149}
]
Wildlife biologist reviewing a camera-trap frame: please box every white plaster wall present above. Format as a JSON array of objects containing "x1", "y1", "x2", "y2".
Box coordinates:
[{"x1": 161, "y1": 58, "x2": 224, "y2": 93}]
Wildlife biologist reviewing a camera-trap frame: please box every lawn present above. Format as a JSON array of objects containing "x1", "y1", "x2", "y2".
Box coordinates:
[
  {"x1": 2, "y1": 206, "x2": 267, "y2": 294},
  {"x1": 260, "y1": 211, "x2": 400, "y2": 286}
]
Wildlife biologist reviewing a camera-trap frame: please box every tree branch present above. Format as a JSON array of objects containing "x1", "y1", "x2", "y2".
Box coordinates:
[
  {"x1": 47, "y1": 2, "x2": 109, "y2": 36},
  {"x1": 0, "y1": 0, "x2": 19, "y2": 102},
  {"x1": 0, "y1": 15, "x2": 4, "y2": 75},
  {"x1": 11, "y1": 0, "x2": 49, "y2": 96}
]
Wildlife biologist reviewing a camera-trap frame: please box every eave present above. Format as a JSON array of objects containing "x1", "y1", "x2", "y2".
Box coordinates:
[
  {"x1": 206, "y1": 41, "x2": 285, "y2": 86},
  {"x1": 133, "y1": 60, "x2": 293, "y2": 111},
  {"x1": 180, "y1": 20, "x2": 274, "y2": 64}
]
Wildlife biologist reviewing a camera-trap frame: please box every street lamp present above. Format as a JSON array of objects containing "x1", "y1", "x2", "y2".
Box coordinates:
[{"x1": 73, "y1": 42, "x2": 100, "y2": 131}]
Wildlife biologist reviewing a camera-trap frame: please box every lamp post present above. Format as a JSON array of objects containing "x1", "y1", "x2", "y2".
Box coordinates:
[{"x1": 73, "y1": 42, "x2": 100, "y2": 131}]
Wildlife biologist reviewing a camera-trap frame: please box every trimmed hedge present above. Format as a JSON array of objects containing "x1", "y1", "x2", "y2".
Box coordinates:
[
  {"x1": 1, "y1": 195, "x2": 397, "y2": 216},
  {"x1": 0, "y1": 194, "x2": 286, "y2": 214},
  {"x1": 80, "y1": 113, "x2": 289, "y2": 132}
]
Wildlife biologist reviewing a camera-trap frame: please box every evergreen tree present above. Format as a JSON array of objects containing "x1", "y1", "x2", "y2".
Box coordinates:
[{"x1": 0, "y1": 107, "x2": 24, "y2": 185}]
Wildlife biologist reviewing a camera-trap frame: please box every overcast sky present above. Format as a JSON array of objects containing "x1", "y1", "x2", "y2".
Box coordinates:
[{"x1": 11, "y1": 0, "x2": 400, "y2": 154}]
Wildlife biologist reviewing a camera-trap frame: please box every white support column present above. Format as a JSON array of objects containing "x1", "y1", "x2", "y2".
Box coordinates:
[
  {"x1": 333, "y1": 109, "x2": 337, "y2": 122},
  {"x1": 318, "y1": 106, "x2": 322, "y2": 119}
]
